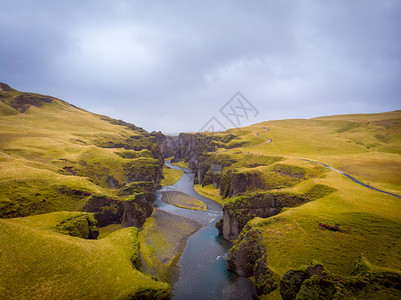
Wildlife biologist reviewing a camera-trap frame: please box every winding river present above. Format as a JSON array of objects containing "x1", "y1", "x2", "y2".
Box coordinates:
[{"x1": 154, "y1": 162, "x2": 255, "y2": 299}]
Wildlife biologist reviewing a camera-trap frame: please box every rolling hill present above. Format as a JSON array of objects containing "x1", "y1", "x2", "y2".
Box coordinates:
[
  {"x1": 0, "y1": 83, "x2": 170, "y2": 298},
  {"x1": 177, "y1": 110, "x2": 401, "y2": 298}
]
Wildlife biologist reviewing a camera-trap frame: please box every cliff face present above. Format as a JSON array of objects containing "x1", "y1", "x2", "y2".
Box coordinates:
[
  {"x1": 83, "y1": 192, "x2": 154, "y2": 229},
  {"x1": 220, "y1": 185, "x2": 335, "y2": 240},
  {"x1": 173, "y1": 133, "x2": 218, "y2": 169},
  {"x1": 153, "y1": 132, "x2": 180, "y2": 158},
  {"x1": 221, "y1": 192, "x2": 308, "y2": 240},
  {"x1": 227, "y1": 225, "x2": 279, "y2": 295}
]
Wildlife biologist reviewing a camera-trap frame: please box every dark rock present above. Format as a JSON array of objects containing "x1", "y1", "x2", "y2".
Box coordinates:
[
  {"x1": 173, "y1": 133, "x2": 217, "y2": 170},
  {"x1": 56, "y1": 214, "x2": 99, "y2": 239},
  {"x1": 227, "y1": 226, "x2": 279, "y2": 295},
  {"x1": 152, "y1": 132, "x2": 180, "y2": 158},
  {"x1": 280, "y1": 258, "x2": 401, "y2": 300},
  {"x1": 280, "y1": 270, "x2": 308, "y2": 300},
  {"x1": 220, "y1": 170, "x2": 265, "y2": 198},
  {"x1": 215, "y1": 218, "x2": 223, "y2": 235},
  {"x1": 280, "y1": 265, "x2": 326, "y2": 300},
  {"x1": 106, "y1": 175, "x2": 121, "y2": 189},
  {"x1": 83, "y1": 193, "x2": 154, "y2": 229},
  {"x1": 127, "y1": 287, "x2": 170, "y2": 300},
  {"x1": 121, "y1": 193, "x2": 154, "y2": 228},
  {"x1": 10, "y1": 93, "x2": 53, "y2": 113},
  {"x1": 222, "y1": 192, "x2": 308, "y2": 240},
  {"x1": 319, "y1": 223, "x2": 340, "y2": 231}
]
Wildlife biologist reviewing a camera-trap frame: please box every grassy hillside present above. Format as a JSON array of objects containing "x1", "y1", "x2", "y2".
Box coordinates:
[
  {"x1": 0, "y1": 82, "x2": 162, "y2": 218},
  {"x1": 0, "y1": 212, "x2": 170, "y2": 299},
  {"x1": 194, "y1": 111, "x2": 401, "y2": 297},
  {"x1": 229, "y1": 111, "x2": 401, "y2": 194},
  {"x1": 0, "y1": 83, "x2": 169, "y2": 298}
]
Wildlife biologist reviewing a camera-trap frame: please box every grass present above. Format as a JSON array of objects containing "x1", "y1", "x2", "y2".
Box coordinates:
[
  {"x1": 0, "y1": 212, "x2": 170, "y2": 299},
  {"x1": 138, "y1": 209, "x2": 201, "y2": 282},
  {"x1": 161, "y1": 191, "x2": 207, "y2": 211},
  {"x1": 197, "y1": 110, "x2": 401, "y2": 293},
  {"x1": 250, "y1": 169, "x2": 401, "y2": 278},
  {"x1": 171, "y1": 161, "x2": 190, "y2": 169},
  {"x1": 0, "y1": 83, "x2": 161, "y2": 217},
  {"x1": 194, "y1": 183, "x2": 225, "y2": 205},
  {"x1": 161, "y1": 165, "x2": 183, "y2": 186},
  {"x1": 97, "y1": 223, "x2": 123, "y2": 239},
  {"x1": 0, "y1": 83, "x2": 170, "y2": 298}
]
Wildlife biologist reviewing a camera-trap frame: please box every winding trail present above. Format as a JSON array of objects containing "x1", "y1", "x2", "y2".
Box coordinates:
[
  {"x1": 255, "y1": 126, "x2": 273, "y2": 144},
  {"x1": 255, "y1": 127, "x2": 401, "y2": 199}
]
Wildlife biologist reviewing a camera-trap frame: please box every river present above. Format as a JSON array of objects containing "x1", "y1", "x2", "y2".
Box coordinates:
[{"x1": 154, "y1": 162, "x2": 255, "y2": 299}]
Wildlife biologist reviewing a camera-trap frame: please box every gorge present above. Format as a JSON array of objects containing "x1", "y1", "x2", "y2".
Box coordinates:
[{"x1": 1, "y1": 83, "x2": 401, "y2": 299}]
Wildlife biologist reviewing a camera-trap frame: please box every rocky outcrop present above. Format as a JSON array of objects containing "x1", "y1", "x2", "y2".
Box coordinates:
[
  {"x1": 280, "y1": 258, "x2": 401, "y2": 299},
  {"x1": 222, "y1": 192, "x2": 308, "y2": 240},
  {"x1": 173, "y1": 133, "x2": 218, "y2": 169},
  {"x1": 227, "y1": 225, "x2": 279, "y2": 295},
  {"x1": 56, "y1": 214, "x2": 99, "y2": 239},
  {"x1": 152, "y1": 132, "x2": 180, "y2": 158},
  {"x1": 83, "y1": 193, "x2": 154, "y2": 229},
  {"x1": 123, "y1": 158, "x2": 163, "y2": 187},
  {"x1": 220, "y1": 170, "x2": 265, "y2": 198}
]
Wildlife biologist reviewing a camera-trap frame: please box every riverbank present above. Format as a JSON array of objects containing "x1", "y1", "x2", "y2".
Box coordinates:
[
  {"x1": 151, "y1": 162, "x2": 256, "y2": 299},
  {"x1": 139, "y1": 208, "x2": 201, "y2": 282}
]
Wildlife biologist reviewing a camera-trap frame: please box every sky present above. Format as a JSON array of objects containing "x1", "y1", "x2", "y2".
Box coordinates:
[{"x1": 0, "y1": 0, "x2": 400, "y2": 133}]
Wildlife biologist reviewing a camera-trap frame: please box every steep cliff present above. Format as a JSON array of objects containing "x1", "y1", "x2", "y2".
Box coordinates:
[
  {"x1": 227, "y1": 224, "x2": 279, "y2": 295},
  {"x1": 152, "y1": 131, "x2": 180, "y2": 159},
  {"x1": 221, "y1": 191, "x2": 308, "y2": 240},
  {"x1": 172, "y1": 133, "x2": 218, "y2": 169}
]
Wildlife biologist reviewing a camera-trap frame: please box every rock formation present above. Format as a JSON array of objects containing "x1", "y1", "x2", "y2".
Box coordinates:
[
  {"x1": 280, "y1": 258, "x2": 401, "y2": 299},
  {"x1": 221, "y1": 192, "x2": 308, "y2": 240},
  {"x1": 83, "y1": 192, "x2": 154, "y2": 229},
  {"x1": 227, "y1": 225, "x2": 279, "y2": 295}
]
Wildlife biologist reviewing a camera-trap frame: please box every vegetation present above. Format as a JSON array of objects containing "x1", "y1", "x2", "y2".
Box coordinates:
[
  {"x1": 0, "y1": 83, "x2": 163, "y2": 217},
  {"x1": 192, "y1": 110, "x2": 401, "y2": 297},
  {"x1": 194, "y1": 183, "x2": 225, "y2": 204},
  {"x1": 0, "y1": 83, "x2": 169, "y2": 298},
  {"x1": 171, "y1": 160, "x2": 190, "y2": 169},
  {"x1": 138, "y1": 209, "x2": 201, "y2": 282},
  {"x1": 161, "y1": 191, "x2": 207, "y2": 211},
  {"x1": 0, "y1": 212, "x2": 170, "y2": 299},
  {"x1": 161, "y1": 165, "x2": 183, "y2": 186}
]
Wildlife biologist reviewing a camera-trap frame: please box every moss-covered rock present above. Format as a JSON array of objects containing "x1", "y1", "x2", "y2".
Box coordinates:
[
  {"x1": 280, "y1": 258, "x2": 401, "y2": 299},
  {"x1": 56, "y1": 214, "x2": 99, "y2": 239},
  {"x1": 83, "y1": 193, "x2": 154, "y2": 229},
  {"x1": 215, "y1": 218, "x2": 223, "y2": 235},
  {"x1": 127, "y1": 286, "x2": 170, "y2": 300},
  {"x1": 222, "y1": 192, "x2": 308, "y2": 240},
  {"x1": 227, "y1": 225, "x2": 279, "y2": 296}
]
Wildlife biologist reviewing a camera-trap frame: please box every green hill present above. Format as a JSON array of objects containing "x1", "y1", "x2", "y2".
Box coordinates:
[
  {"x1": 0, "y1": 212, "x2": 170, "y2": 299},
  {"x1": 184, "y1": 111, "x2": 401, "y2": 298},
  {"x1": 0, "y1": 83, "x2": 169, "y2": 298},
  {"x1": 0, "y1": 82, "x2": 163, "y2": 218}
]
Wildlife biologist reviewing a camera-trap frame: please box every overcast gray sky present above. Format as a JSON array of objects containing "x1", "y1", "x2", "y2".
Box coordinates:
[{"x1": 1, "y1": 0, "x2": 400, "y2": 132}]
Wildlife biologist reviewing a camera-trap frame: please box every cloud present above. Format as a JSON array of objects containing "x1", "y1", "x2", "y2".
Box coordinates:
[{"x1": 0, "y1": 0, "x2": 400, "y2": 132}]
